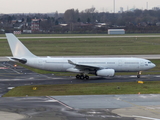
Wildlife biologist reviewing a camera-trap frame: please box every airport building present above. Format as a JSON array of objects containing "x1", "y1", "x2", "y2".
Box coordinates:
[
  {"x1": 31, "y1": 19, "x2": 40, "y2": 32},
  {"x1": 108, "y1": 29, "x2": 125, "y2": 35}
]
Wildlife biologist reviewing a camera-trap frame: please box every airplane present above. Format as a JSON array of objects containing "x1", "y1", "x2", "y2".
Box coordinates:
[{"x1": 5, "y1": 33, "x2": 156, "y2": 80}]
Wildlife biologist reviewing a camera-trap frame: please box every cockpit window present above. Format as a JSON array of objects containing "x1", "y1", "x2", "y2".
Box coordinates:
[{"x1": 148, "y1": 62, "x2": 152, "y2": 64}]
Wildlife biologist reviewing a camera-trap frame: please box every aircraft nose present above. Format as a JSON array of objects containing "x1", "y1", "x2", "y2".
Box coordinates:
[{"x1": 152, "y1": 63, "x2": 156, "y2": 68}]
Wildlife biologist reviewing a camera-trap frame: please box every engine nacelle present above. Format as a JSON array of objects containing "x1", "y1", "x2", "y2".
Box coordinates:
[{"x1": 96, "y1": 69, "x2": 115, "y2": 77}]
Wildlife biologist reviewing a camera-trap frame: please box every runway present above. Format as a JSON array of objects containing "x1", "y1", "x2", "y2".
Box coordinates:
[
  {"x1": 0, "y1": 61, "x2": 160, "y2": 120},
  {"x1": 1, "y1": 34, "x2": 160, "y2": 39}
]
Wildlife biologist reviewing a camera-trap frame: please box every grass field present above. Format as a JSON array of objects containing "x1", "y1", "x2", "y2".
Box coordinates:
[
  {"x1": 3, "y1": 81, "x2": 160, "y2": 97},
  {"x1": 1, "y1": 36, "x2": 160, "y2": 56}
]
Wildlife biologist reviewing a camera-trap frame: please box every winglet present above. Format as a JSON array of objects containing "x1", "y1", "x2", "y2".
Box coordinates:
[{"x1": 5, "y1": 33, "x2": 37, "y2": 58}]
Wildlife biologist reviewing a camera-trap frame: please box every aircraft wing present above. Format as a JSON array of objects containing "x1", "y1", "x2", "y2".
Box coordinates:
[{"x1": 68, "y1": 60, "x2": 101, "y2": 71}]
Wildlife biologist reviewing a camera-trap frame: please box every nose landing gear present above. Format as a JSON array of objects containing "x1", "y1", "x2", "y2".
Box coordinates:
[{"x1": 137, "y1": 71, "x2": 142, "y2": 78}]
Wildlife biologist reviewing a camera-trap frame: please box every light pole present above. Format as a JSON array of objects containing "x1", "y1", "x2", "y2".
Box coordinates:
[{"x1": 113, "y1": 0, "x2": 115, "y2": 13}]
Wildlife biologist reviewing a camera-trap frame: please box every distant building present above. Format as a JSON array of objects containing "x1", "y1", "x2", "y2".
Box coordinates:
[
  {"x1": 59, "y1": 24, "x2": 68, "y2": 27},
  {"x1": 108, "y1": 29, "x2": 125, "y2": 35},
  {"x1": 23, "y1": 30, "x2": 32, "y2": 33},
  {"x1": 14, "y1": 31, "x2": 21, "y2": 34},
  {"x1": 31, "y1": 19, "x2": 40, "y2": 32},
  {"x1": 11, "y1": 20, "x2": 17, "y2": 24},
  {"x1": 120, "y1": 7, "x2": 123, "y2": 13},
  {"x1": 129, "y1": 8, "x2": 136, "y2": 12},
  {"x1": 14, "y1": 23, "x2": 24, "y2": 29},
  {"x1": 95, "y1": 23, "x2": 107, "y2": 28},
  {"x1": 152, "y1": 7, "x2": 160, "y2": 11}
]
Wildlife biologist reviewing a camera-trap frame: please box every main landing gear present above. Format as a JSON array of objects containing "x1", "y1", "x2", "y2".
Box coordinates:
[
  {"x1": 137, "y1": 71, "x2": 142, "y2": 78},
  {"x1": 76, "y1": 74, "x2": 89, "y2": 80}
]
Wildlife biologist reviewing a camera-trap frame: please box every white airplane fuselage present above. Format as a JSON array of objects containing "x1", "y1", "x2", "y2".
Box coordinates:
[{"x1": 26, "y1": 57, "x2": 155, "y2": 72}]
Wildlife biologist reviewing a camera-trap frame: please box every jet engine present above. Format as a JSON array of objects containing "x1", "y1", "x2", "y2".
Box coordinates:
[{"x1": 96, "y1": 69, "x2": 115, "y2": 77}]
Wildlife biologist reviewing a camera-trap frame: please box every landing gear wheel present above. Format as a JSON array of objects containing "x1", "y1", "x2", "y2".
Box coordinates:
[
  {"x1": 76, "y1": 75, "x2": 80, "y2": 79},
  {"x1": 84, "y1": 75, "x2": 89, "y2": 80},
  {"x1": 80, "y1": 75, "x2": 85, "y2": 80},
  {"x1": 75, "y1": 74, "x2": 89, "y2": 80},
  {"x1": 137, "y1": 75, "x2": 141, "y2": 78},
  {"x1": 137, "y1": 71, "x2": 142, "y2": 78}
]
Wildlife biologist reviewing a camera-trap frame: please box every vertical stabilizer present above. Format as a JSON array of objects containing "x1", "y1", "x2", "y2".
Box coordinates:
[{"x1": 5, "y1": 33, "x2": 36, "y2": 58}]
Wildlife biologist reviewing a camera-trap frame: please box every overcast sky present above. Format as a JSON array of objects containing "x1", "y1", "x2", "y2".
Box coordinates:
[{"x1": 0, "y1": 0, "x2": 160, "y2": 14}]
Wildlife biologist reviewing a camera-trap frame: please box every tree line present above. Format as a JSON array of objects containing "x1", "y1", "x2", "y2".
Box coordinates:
[{"x1": 0, "y1": 7, "x2": 160, "y2": 33}]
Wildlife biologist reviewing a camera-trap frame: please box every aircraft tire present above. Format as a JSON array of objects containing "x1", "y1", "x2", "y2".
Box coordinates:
[
  {"x1": 76, "y1": 75, "x2": 80, "y2": 79},
  {"x1": 84, "y1": 75, "x2": 89, "y2": 80},
  {"x1": 137, "y1": 75, "x2": 140, "y2": 78},
  {"x1": 80, "y1": 75, "x2": 85, "y2": 80}
]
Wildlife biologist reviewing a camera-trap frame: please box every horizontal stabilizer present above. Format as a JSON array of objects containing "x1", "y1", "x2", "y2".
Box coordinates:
[{"x1": 9, "y1": 57, "x2": 27, "y2": 64}]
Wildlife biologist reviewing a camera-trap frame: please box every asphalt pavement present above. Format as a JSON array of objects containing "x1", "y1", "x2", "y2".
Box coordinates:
[{"x1": 1, "y1": 35, "x2": 160, "y2": 39}]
